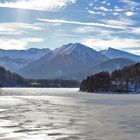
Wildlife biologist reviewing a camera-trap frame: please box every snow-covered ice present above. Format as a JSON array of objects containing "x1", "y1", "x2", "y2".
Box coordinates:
[{"x1": 0, "y1": 88, "x2": 140, "y2": 140}]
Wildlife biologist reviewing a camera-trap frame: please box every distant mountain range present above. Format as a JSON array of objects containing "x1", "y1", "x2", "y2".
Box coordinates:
[
  {"x1": 0, "y1": 48, "x2": 51, "y2": 71},
  {"x1": 0, "y1": 43, "x2": 139, "y2": 80},
  {"x1": 19, "y1": 43, "x2": 108, "y2": 79}
]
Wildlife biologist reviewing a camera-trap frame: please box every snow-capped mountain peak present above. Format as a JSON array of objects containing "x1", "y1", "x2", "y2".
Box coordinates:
[
  {"x1": 54, "y1": 43, "x2": 88, "y2": 54},
  {"x1": 19, "y1": 43, "x2": 109, "y2": 79},
  {"x1": 54, "y1": 43, "x2": 108, "y2": 58}
]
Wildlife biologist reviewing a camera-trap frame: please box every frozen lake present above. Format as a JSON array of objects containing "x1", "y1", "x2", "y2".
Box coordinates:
[{"x1": 0, "y1": 88, "x2": 140, "y2": 140}]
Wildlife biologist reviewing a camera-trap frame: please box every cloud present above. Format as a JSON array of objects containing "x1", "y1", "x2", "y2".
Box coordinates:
[
  {"x1": 130, "y1": 27, "x2": 140, "y2": 34},
  {"x1": 0, "y1": 22, "x2": 43, "y2": 35},
  {"x1": 54, "y1": 33, "x2": 81, "y2": 37},
  {"x1": 0, "y1": 37, "x2": 44, "y2": 50},
  {"x1": 74, "y1": 26, "x2": 113, "y2": 36},
  {"x1": 100, "y1": 19, "x2": 136, "y2": 27},
  {"x1": 0, "y1": 0, "x2": 76, "y2": 11},
  {"x1": 75, "y1": 26, "x2": 96, "y2": 33},
  {"x1": 88, "y1": 6, "x2": 113, "y2": 16},
  {"x1": 113, "y1": 12, "x2": 119, "y2": 16},
  {"x1": 88, "y1": 10, "x2": 106, "y2": 16},
  {"x1": 95, "y1": 6, "x2": 110, "y2": 12},
  {"x1": 82, "y1": 38, "x2": 140, "y2": 54},
  {"x1": 88, "y1": 10, "x2": 96, "y2": 15},
  {"x1": 23, "y1": 38, "x2": 44, "y2": 43},
  {"x1": 74, "y1": 24, "x2": 140, "y2": 39},
  {"x1": 125, "y1": 12, "x2": 134, "y2": 16},
  {"x1": 114, "y1": 6, "x2": 123, "y2": 12},
  {"x1": 121, "y1": 0, "x2": 139, "y2": 17},
  {"x1": 121, "y1": 0, "x2": 140, "y2": 7},
  {"x1": 38, "y1": 18, "x2": 127, "y2": 29},
  {"x1": 87, "y1": 0, "x2": 139, "y2": 18}
]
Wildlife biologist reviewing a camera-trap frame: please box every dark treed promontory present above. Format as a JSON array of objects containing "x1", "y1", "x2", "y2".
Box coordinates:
[
  {"x1": 0, "y1": 66, "x2": 80, "y2": 87},
  {"x1": 0, "y1": 66, "x2": 28, "y2": 87},
  {"x1": 80, "y1": 63, "x2": 140, "y2": 93}
]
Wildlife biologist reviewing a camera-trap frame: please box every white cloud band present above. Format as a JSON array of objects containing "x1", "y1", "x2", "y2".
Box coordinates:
[
  {"x1": 82, "y1": 38, "x2": 140, "y2": 53},
  {"x1": 0, "y1": 0, "x2": 76, "y2": 11},
  {"x1": 38, "y1": 18, "x2": 127, "y2": 29},
  {"x1": 0, "y1": 22, "x2": 43, "y2": 35},
  {"x1": 0, "y1": 37, "x2": 44, "y2": 50}
]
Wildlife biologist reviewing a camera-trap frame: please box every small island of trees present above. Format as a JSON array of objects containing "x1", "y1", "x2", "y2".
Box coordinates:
[{"x1": 80, "y1": 63, "x2": 140, "y2": 93}]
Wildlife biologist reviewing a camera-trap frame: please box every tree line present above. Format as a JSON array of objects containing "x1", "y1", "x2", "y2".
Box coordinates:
[
  {"x1": 80, "y1": 63, "x2": 140, "y2": 93},
  {"x1": 28, "y1": 79, "x2": 80, "y2": 87},
  {"x1": 0, "y1": 66, "x2": 80, "y2": 87},
  {"x1": 0, "y1": 66, "x2": 28, "y2": 87}
]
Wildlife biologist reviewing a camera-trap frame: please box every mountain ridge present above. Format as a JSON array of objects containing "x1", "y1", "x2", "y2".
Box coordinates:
[
  {"x1": 0, "y1": 48, "x2": 51, "y2": 72},
  {"x1": 19, "y1": 43, "x2": 109, "y2": 79},
  {"x1": 0, "y1": 43, "x2": 139, "y2": 80},
  {"x1": 59, "y1": 58, "x2": 135, "y2": 80},
  {"x1": 101, "y1": 47, "x2": 140, "y2": 62}
]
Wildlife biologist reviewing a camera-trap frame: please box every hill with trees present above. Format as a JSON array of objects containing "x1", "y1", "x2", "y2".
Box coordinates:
[
  {"x1": 0, "y1": 66, "x2": 28, "y2": 87},
  {"x1": 0, "y1": 66, "x2": 80, "y2": 87},
  {"x1": 80, "y1": 63, "x2": 140, "y2": 93}
]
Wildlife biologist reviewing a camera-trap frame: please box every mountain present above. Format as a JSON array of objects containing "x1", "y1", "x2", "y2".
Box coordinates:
[
  {"x1": 1, "y1": 44, "x2": 138, "y2": 80},
  {"x1": 19, "y1": 43, "x2": 109, "y2": 79},
  {"x1": 0, "y1": 57, "x2": 32, "y2": 72},
  {"x1": 101, "y1": 47, "x2": 140, "y2": 62},
  {"x1": 0, "y1": 48, "x2": 51, "y2": 71},
  {"x1": 61, "y1": 58, "x2": 135, "y2": 80},
  {"x1": 0, "y1": 48, "x2": 51, "y2": 59}
]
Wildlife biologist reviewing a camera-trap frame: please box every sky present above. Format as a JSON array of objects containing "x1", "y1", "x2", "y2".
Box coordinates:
[{"x1": 0, "y1": 0, "x2": 139, "y2": 54}]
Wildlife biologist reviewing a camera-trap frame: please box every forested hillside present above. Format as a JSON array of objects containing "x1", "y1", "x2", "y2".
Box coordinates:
[
  {"x1": 0, "y1": 66, "x2": 28, "y2": 87},
  {"x1": 0, "y1": 66, "x2": 80, "y2": 87},
  {"x1": 80, "y1": 63, "x2": 140, "y2": 93}
]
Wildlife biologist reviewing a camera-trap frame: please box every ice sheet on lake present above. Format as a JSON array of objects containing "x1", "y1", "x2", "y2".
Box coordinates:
[{"x1": 0, "y1": 88, "x2": 140, "y2": 140}]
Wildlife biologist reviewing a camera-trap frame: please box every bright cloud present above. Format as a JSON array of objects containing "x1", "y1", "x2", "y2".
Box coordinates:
[
  {"x1": 82, "y1": 38, "x2": 140, "y2": 53},
  {"x1": 87, "y1": 0, "x2": 139, "y2": 18},
  {"x1": 125, "y1": 12, "x2": 134, "y2": 16},
  {"x1": 122, "y1": 0, "x2": 140, "y2": 7},
  {"x1": 0, "y1": 0, "x2": 76, "y2": 11},
  {"x1": 0, "y1": 22, "x2": 43, "y2": 35},
  {"x1": 38, "y1": 18, "x2": 127, "y2": 29},
  {"x1": 130, "y1": 27, "x2": 140, "y2": 34},
  {"x1": 96, "y1": 6, "x2": 109, "y2": 12},
  {"x1": 0, "y1": 37, "x2": 44, "y2": 50},
  {"x1": 74, "y1": 26, "x2": 113, "y2": 36},
  {"x1": 100, "y1": 19, "x2": 136, "y2": 27},
  {"x1": 88, "y1": 10, "x2": 96, "y2": 15}
]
